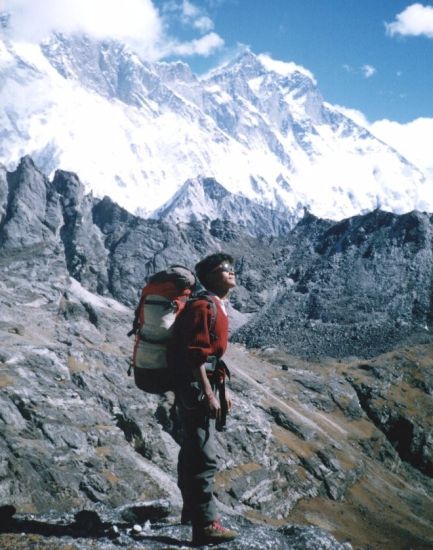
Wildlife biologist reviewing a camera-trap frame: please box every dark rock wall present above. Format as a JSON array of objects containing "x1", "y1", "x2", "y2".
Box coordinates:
[
  {"x1": 0, "y1": 156, "x2": 60, "y2": 250},
  {"x1": 235, "y1": 210, "x2": 433, "y2": 358}
]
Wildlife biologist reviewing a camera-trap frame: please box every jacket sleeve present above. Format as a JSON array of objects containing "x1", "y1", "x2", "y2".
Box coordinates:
[{"x1": 175, "y1": 300, "x2": 213, "y2": 370}]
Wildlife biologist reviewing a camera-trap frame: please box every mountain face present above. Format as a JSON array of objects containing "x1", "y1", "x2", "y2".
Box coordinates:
[
  {"x1": 1, "y1": 158, "x2": 433, "y2": 549},
  {"x1": 154, "y1": 176, "x2": 297, "y2": 237},
  {"x1": 0, "y1": 31, "x2": 431, "y2": 222},
  {"x1": 235, "y1": 208, "x2": 433, "y2": 358}
]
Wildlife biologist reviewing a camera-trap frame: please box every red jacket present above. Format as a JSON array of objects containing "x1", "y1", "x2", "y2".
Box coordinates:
[{"x1": 169, "y1": 295, "x2": 229, "y2": 375}]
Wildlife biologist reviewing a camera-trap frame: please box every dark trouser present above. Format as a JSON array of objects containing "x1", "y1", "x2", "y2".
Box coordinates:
[{"x1": 176, "y1": 381, "x2": 217, "y2": 526}]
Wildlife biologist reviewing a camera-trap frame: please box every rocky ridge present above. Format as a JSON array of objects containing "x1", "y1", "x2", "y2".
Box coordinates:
[
  {"x1": 154, "y1": 175, "x2": 297, "y2": 238},
  {"x1": 235, "y1": 208, "x2": 433, "y2": 359},
  {"x1": 0, "y1": 158, "x2": 433, "y2": 549}
]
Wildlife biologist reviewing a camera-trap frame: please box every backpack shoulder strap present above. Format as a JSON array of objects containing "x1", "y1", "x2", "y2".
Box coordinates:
[
  {"x1": 207, "y1": 297, "x2": 218, "y2": 342},
  {"x1": 127, "y1": 293, "x2": 146, "y2": 337},
  {"x1": 188, "y1": 292, "x2": 218, "y2": 342}
]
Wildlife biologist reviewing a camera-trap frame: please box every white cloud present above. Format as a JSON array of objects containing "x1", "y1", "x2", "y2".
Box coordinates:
[
  {"x1": 164, "y1": 0, "x2": 215, "y2": 33},
  {"x1": 2, "y1": 0, "x2": 162, "y2": 49},
  {"x1": 335, "y1": 104, "x2": 433, "y2": 179},
  {"x1": 362, "y1": 64, "x2": 376, "y2": 78},
  {"x1": 370, "y1": 117, "x2": 433, "y2": 178},
  {"x1": 258, "y1": 53, "x2": 316, "y2": 83},
  {"x1": 182, "y1": 0, "x2": 200, "y2": 18},
  {"x1": 386, "y1": 3, "x2": 433, "y2": 38},
  {"x1": 343, "y1": 64, "x2": 377, "y2": 78},
  {"x1": 170, "y1": 32, "x2": 224, "y2": 57},
  {"x1": 334, "y1": 105, "x2": 370, "y2": 127},
  {"x1": 1, "y1": 0, "x2": 224, "y2": 60},
  {"x1": 193, "y1": 16, "x2": 214, "y2": 33}
]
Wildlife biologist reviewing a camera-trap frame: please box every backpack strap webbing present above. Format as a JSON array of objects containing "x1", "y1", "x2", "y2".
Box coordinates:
[
  {"x1": 207, "y1": 298, "x2": 217, "y2": 342},
  {"x1": 189, "y1": 293, "x2": 218, "y2": 342},
  {"x1": 127, "y1": 295, "x2": 145, "y2": 337}
]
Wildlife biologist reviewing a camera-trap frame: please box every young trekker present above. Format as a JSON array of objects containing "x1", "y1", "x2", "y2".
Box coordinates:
[{"x1": 169, "y1": 253, "x2": 238, "y2": 546}]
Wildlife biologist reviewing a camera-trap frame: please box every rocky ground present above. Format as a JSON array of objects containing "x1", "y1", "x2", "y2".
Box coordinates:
[
  {"x1": 1, "y1": 158, "x2": 433, "y2": 549},
  {"x1": 1, "y1": 262, "x2": 432, "y2": 548},
  {"x1": 0, "y1": 508, "x2": 354, "y2": 550}
]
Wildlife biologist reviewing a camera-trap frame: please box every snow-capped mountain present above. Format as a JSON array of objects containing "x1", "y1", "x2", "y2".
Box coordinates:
[
  {"x1": 155, "y1": 175, "x2": 298, "y2": 236},
  {"x1": 0, "y1": 30, "x2": 431, "y2": 220}
]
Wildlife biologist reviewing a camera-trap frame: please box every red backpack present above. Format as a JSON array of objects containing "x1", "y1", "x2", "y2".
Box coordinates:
[{"x1": 128, "y1": 265, "x2": 197, "y2": 393}]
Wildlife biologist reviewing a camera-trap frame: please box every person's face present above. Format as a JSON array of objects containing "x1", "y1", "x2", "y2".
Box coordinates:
[{"x1": 206, "y1": 262, "x2": 236, "y2": 295}]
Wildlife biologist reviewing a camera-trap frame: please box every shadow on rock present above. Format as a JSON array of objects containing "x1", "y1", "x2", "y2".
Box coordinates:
[{"x1": 0, "y1": 510, "x2": 108, "y2": 538}]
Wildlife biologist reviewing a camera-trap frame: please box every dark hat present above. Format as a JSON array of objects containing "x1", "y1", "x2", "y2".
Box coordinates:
[{"x1": 195, "y1": 253, "x2": 234, "y2": 285}]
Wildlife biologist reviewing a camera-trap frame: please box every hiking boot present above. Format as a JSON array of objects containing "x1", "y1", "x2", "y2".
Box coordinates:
[{"x1": 192, "y1": 519, "x2": 238, "y2": 546}]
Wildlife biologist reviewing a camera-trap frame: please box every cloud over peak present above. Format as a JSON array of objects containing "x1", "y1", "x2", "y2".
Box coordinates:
[
  {"x1": 1, "y1": 0, "x2": 224, "y2": 60},
  {"x1": 169, "y1": 32, "x2": 224, "y2": 57}
]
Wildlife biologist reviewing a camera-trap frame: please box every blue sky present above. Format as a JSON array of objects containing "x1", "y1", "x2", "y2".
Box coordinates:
[{"x1": 156, "y1": 0, "x2": 433, "y2": 124}]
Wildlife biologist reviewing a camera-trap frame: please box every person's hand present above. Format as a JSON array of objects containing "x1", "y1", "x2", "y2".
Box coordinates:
[
  {"x1": 225, "y1": 388, "x2": 233, "y2": 413},
  {"x1": 205, "y1": 392, "x2": 221, "y2": 419}
]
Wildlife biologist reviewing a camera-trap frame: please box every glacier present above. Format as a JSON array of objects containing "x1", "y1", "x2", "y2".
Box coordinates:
[{"x1": 0, "y1": 30, "x2": 432, "y2": 221}]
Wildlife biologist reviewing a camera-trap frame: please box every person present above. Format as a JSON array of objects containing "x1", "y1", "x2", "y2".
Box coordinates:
[{"x1": 169, "y1": 252, "x2": 238, "y2": 546}]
